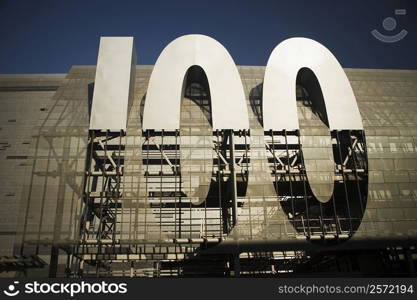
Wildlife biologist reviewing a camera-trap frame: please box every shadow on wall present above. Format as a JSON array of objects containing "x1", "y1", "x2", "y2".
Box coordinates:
[
  {"x1": 139, "y1": 92, "x2": 146, "y2": 127},
  {"x1": 249, "y1": 83, "x2": 263, "y2": 127},
  {"x1": 296, "y1": 68, "x2": 329, "y2": 127},
  {"x1": 87, "y1": 82, "x2": 94, "y2": 118}
]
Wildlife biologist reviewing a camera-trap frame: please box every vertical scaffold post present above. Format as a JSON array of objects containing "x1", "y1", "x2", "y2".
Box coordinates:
[{"x1": 229, "y1": 130, "x2": 238, "y2": 226}]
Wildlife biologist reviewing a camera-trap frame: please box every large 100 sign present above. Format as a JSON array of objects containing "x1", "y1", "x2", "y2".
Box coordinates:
[{"x1": 88, "y1": 35, "x2": 368, "y2": 241}]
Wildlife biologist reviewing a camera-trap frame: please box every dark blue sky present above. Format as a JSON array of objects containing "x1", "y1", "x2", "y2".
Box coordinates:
[{"x1": 0, "y1": 0, "x2": 416, "y2": 73}]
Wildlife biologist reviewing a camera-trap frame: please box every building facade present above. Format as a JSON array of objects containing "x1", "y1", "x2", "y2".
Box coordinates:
[{"x1": 0, "y1": 36, "x2": 417, "y2": 277}]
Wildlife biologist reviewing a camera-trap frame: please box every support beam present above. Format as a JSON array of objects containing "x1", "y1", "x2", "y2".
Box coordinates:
[
  {"x1": 233, "y1": 254, "x2": 241, "y2": 277},
  {"x1": 228, "y1": 130, "x2": 238, "y2": 226},
  {"x1": 48, "y1": 246, "x2": 59, "y2": 278},
  {"x1": 404, "y1": 247, "x2": 416, "y2": 277}
]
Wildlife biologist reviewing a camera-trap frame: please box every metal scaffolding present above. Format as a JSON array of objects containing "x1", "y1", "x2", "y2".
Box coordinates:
[
  {"x1": 57, "y1": 71, "x2": 413, "y2": 278},
  {"x1": 264, "y1": 129, "x2": 368, "y2": 241}
]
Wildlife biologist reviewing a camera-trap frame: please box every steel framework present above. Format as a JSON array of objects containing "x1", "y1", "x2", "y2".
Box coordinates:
[{"x1": 58, "y1": 73, "x2": 412, "y2": 278}]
